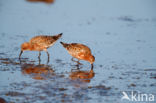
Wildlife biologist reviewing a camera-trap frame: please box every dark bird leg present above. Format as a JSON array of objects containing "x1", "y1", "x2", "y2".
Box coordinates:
[
  {"x1": 38, "y1": 51, "x2": 41, "y2": 64},
  {"x1": 19, "y1": 50, "x2": 23, "y2": 59},
  {"x1": 91, "y1": 64, "x2": 94, "y2": 70},
  {"x1": 38, "y1": 51, "x2": 41, "y2": 58},
  {"x1": 19, "y1": 58, "x2": 22, "y2": 64},
  {"x1": 71, "y1": 57, "x2": 75, "y2": 62},
  {"x1": 46, "y1": 51, "x2": 50, "y2": 64}
]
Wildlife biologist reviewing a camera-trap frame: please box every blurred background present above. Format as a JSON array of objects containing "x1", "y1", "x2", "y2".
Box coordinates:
[{"x1": 0, "y1": 0, "x2": 156, "y2": 103}]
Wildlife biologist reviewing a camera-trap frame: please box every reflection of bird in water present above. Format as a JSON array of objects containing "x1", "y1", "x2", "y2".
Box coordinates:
[
  {"x1": 60, "y1": 42, "x2": 95, "y2": 68},
  {"x1": 21, "y1": 64, "x2": 54, "y2": 80},
  {"x1": 70, "y1": 67, "x2": 95, "y2": 83},
  {"x1": 19, "y1": 33, "x2": 62, "y2": 63},
  {"x1": 27, "y1": 0, "x2": 55, "y2": 4}
]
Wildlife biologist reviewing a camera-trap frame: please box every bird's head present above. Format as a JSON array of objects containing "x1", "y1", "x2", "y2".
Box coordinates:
[
  {"x1": 21, "y1": 42, "x2": 31, "y2": 51},
  {"x1": 88, "y1": 55, "x2": 95, "y2": 64}
]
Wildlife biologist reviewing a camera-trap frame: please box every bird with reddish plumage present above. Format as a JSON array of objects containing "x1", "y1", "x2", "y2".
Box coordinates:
[
  {"x1": 60, "y1": 42, "x2": 95, "y2": 68},
  {"x1": 19, "y1": 33, "x2": 62, "y2": 62}
]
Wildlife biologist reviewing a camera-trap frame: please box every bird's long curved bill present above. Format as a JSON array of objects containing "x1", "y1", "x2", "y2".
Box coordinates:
[{"x1": 19, "y1": 51, "x2": 23, "y2": 59}]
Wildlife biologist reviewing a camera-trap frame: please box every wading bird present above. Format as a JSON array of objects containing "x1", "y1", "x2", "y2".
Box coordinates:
[
  {"x1": 60, "y1": 42, "x2": 95, "y2": 68},
  {"x1": 19, "y1": 33, "x2": 62, "y2": 63}
]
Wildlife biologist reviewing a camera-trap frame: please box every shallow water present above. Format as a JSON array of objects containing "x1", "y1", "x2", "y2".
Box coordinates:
[{"x1": 0, "y1": 0, "x2": 156, "y2": 103}]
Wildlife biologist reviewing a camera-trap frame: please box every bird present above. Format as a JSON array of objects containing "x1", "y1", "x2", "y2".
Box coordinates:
[
  {"x1": 60, "y1": 42, "x2": 95, "y2": 68},
  {"x1": 19, "y1": 33, "x2": 62, "y2": 62}
]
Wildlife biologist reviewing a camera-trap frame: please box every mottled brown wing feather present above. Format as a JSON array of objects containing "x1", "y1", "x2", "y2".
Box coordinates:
[
  {"x1": 67, "y1": 43, "x2": 91, "y2": 58},
  {"x1": 72, "y1": 43, "x2": 91, "y2": 53},
  {"x1": 30, "y1": 36, "x2": 56, "y2": 48}
]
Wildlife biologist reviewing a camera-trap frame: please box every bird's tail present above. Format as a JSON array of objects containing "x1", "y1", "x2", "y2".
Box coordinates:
[
  {"x1": 57, "y1": 33, "x2": 63, "y2": 38},
  {"x1": 60, "y1": 42, "x2": 68, "y2": 48},
  {"x1": 53, "y1": 33, "x2": 63, "y2": 40}
]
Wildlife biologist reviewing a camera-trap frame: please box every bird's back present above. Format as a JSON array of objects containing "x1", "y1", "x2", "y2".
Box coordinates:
[
  {"x1": 30, "y1": 35, "x2": 61, "y2": 48},
  {"x1": 66, "y1": 43, "x2": 92, "y2": 57}
]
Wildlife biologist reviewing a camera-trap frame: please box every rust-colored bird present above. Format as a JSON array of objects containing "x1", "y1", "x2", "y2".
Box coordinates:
[
  {"x1": 19, "y1": 33, "x2": 62, "y2": 62},
  {"x1": 60, "y1": 42, "x2": 95, "y2": 67}
]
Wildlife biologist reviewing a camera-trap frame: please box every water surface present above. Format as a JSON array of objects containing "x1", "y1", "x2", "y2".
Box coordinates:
[{"x1": 0, "y1": 0, "x2": 156, "y2": 103}]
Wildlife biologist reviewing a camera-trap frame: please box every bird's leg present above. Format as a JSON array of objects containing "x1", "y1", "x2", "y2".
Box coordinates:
[
  {"x1": 19, "y1": 51, "x2": 23, "y2": 64},
  {"x1": 19, "y1": 58, "x2": 22, "y2": 64},
  {"x1": 38, "y1": 58, "x2": 41, "y2": 65},
  {"x1": 38, "y1": 51, "x2": 41, "y2": 58},
  {"x1": 38, "y1": 51, "x2": 41, "y2": 64},
  {"x1": 71, "y1": 57, "x2": 83, "y2": 65},
  {"x1": 19, "y1": 50, "x2": 23, "y2": 59},
  {"x1": 46, "y1": 51, "x2": 50, "y2": 64},
  {"x1": 71, "y1": 57, "x2": 76, "y2": 62},
  {"x1": 91, "y1": 64, "x2": 94, "y2": 70}
]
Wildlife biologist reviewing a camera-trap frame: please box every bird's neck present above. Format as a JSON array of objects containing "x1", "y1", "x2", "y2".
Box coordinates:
[{"x1": 28, "y1": 43, "x2": 36, "y2": 51}]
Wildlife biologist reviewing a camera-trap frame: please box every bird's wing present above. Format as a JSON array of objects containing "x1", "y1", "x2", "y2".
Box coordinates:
[
  {"x1": 74, "y1": 44, "x2": 91, "y2": 54},
  {"x1": 68, "y1": 43, "x2": 91, "y2": 57},
  {"x1": 30, "y1": 36, "x2": 56, "y2": 47}
]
